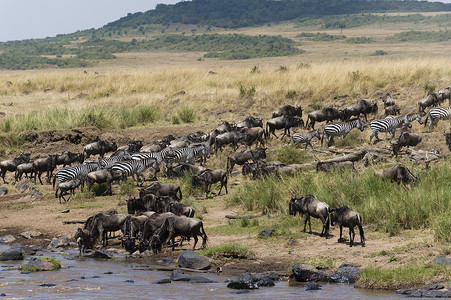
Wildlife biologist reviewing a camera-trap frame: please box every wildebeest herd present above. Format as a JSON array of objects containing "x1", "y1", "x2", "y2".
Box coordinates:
[{"x1": 1, "y1": 86, "x2": 450, "y2": 253}]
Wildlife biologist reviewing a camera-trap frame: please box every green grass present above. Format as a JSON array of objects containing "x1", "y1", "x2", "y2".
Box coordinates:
[
  {"x1": 20, "y1": 256, "x2": 61, "y2": 272},
  {"x1": 198, "y1": 244, "x2": 254, "y2": 258}
]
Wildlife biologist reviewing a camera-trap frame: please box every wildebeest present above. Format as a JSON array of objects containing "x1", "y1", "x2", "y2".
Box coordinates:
[
  {"x1": 240, "y1": 127, "x2": 265, "y2": 148},
  {"x1": 88, "y1": 213, "x2": 128, "y2": 247},
  {"x1": 158, "y1": 199, "x2": 195, "y2": 218},
  {"x1": 86, "y1": 169, "x2": 120, "y2": 196},
  {"x1": 122, "y1": 214, "x2": 150, "y2": 253},
  {"x1": 165, "y1": 163, "x2": 207, "y2": 177},
  {"x1": 235, "y1": 116, "x2": 263, "y2": 129},
  {"x1": 265, "y1": 115, "x2": 304, "y2": 138},
  {"x1": 374, "y1": 164, "x2": 418, "y2": 186},
  {"x1": 150, "y1": 215, "x2": 208, "y2": 253},
  {"x1": 341, "y1": 99, "x2": 378, "y2": 121},
  {"x1": 438, "y1": 86, "x2": 451, "y2": 105},
  {"x1": 191, "y1": 169, "x2": 228, "y2": 198},
  {"x1": 384, "y1": 105, "x2": 401, "y2": 117},
  {"x1": 139, "y1": 182, "x2": 182, "y2": 200},
  {"x1": 272, "y1": 105, "x2": 302, "y2": 118},
  {"x1": 83, "y1": 140, "x2": 118, "y2": 159},
  {"x1": 241, "y1": 160, "x2": 284, "y2": 177},
  {"x1": 289, "y1": 195, "x2": 330, "y2": 238},
  {"x1": 445, "y1": 132, "x2": 451, "y2": 151},
  {"x1": 138, "y1": 212, "x2": 176, "y2": 253},
  {"x1": 209, "y1": 121, "x2": 235, "y2": 143},
  {"x1": 0, "y1": 153, "x2": 31, "y2": 184},
  {"x1": 214, "y1": 130, "x2": 246, "y2": 153},
  {"x1": 391, "y1": 132, "x2": 422, "y2": 157},
  {"x1": 382, "y1": 93, "x2": 396, "y2": 108},
  {"x1": 127, "y1": 194, "x2": 161, "y2": 215},
  {"x1": 33, "y1": 154, "x2": 58, "y2": 185},
  {"x1": 14, "y1": 162, "x2": 34, "y2": 182},
  {"x1": 306, "y1": 107, "x2": 343, "y2": 129},
  {"x1": 56, "y1": 151, "x2": 83, "y2": 167},
  {"x1": 316, "y1": 161, "x2": 356, "y2": 172},
  {"x1": 330, "y1": 206, "x2": 365, "y2": 247},
  {"x1": 55, "y1": 179, "x2": 82, "y2": 203},
  {"x1": 418, "y1": 92, "x2": 441, "y2": 113},
  {"x1": 74, "y1": 228, "x2": 92, "y2": 255},
  {"x1": 227, "y1": 147, "x2": 266, "y2": 174}
]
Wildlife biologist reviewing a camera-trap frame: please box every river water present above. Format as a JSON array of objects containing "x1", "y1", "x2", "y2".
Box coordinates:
[{"x1": 0, "y1": 250, "x2": 402, "y2": 299}]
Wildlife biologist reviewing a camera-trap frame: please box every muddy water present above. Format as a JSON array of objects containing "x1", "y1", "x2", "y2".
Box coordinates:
[{"x1": 0, "y1": 251, "x2": 401, "y2": 299}]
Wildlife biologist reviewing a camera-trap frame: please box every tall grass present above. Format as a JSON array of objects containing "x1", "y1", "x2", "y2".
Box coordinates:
[{"x1": 229, "y1": 159, "x2": 451, "y2": 243}]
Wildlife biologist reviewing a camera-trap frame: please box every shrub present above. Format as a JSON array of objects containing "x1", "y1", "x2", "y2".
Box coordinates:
[
  {"x1": 268, "y1": 145, "x2": 308, "y2": 164},
  {"x1": 345, "y1": 36, "x2": 375, "y2": 44},
  {"x1": 371, "y1": 50, "x2": 387, "y2": 56},
  {"x1": 177, "y1": 106, "x2": 196, "y2": 123}
]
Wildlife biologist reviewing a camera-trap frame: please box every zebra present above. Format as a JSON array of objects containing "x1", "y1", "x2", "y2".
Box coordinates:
[
  {"x1": 131, "y1": 147, "x2": 172, "y2": 166},
  {"x1": 291, "y1": 130, "x2": 321, "y2": 150},
  {"x1": 164, "y1": 143, "x2": 210, "y2": 169},
  {"x1": 111, "y1": 157, "x2": 160, "y2": 186},
  {"x1": 52, "y1": 163, "x2": 99, "y2": 190},
  {"x1": 99, "y1": 152, "x2": 132, "y2": 169},
  {"x1": 321, "y1": 118, "x2": 364, "y2": 147},
  {"x1": 369, "y1": 114, "x2": 422, "y2": 144},
  {"x1": 425, "y1": 107, "x2": 451, "y2": 132}
]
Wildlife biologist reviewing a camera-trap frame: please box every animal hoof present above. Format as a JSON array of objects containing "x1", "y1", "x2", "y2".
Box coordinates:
[{"x1": 338, "y1": 238, "x2": 345, "y2": 243}]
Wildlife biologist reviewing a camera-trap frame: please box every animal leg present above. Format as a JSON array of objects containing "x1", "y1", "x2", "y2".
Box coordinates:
[
  {"x1": 338, "y1": 226, "x2": 344, "y2": 243},
  {"x1": 303, "y1": 216, "x2": 308, "y2": 232},
  {"x1": 192, "y1": 235, "x2": 199, "y2": 250},
  {"x1": 349, "y1": 227, "x2": 355, "y2": 247}
]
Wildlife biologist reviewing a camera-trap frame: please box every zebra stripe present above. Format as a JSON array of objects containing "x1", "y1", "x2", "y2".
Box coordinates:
[
  {"x1": 369, "y1": 114, "x2": 422, "y2": 144},
  {"x1": 291, "y1": 130, "x2": 321, "y2": 150},
  {"x1": 131, "y1": 147, "x2": 172, "y2": 166},
  {"x1": 53, "y1": 163, "x2": 99, "y2": 189},
  {"x1": 99, "y1": 152, "x2": 131, "y2": 169},
  {"x1": 322, "y1": 119, "x2": 363, "y2": 146},
  {"x1": 111, "y1": 157, "x2": 159, "y2": 186},
  {"x1": 426, "y1": 107, "x2": 451, "y2": 132}
]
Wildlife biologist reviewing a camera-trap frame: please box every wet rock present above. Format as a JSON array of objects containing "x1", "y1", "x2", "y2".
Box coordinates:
[
  {"x1": 15, "y1": 181, "x2": 31, "y2": 193},
  {"x1": 228, "y1": 271, "x2": 278, "y2": 289},
  {"x1": 158, "y1": 257, "x2": 175, "y2": 267},
  {"x1": 20, "y1": 257, "x2": 61, "y2": 272},
  {"x1": 103, "y1": 271, "x2": 113, "y2": 274},
  {"x1": 433, "y1": 255, "x2": 451, "y2": 266},
  {"x1": 177, "y1": 250, "x2": 211, "y2": 270},
  {"x1": 83, "y1": 250, "x2": 113, "y2": 259},
  {"x1": 39, "y1": 283, "x2": 56, "y2": 287},
  {"x1": 291, "y1": 262, "x2": 330, "y2": 282},
  {"x1": 30, "y1": 188, "x2": 42, "y2": 199},
  {"x1": 305, "y1": 284, "x2": 322, "y2": 291},
  {"x1": 252, "y1": 271, "x2": 280, "y2": 282},
  {"x1": 124, "y1": 280, "x2": 134, "y2": 283},
  {"x1": 0, "y1": 186, "x2": 7, "y2": 196},
  {"x1": 0, "y1": 244, "x2": 24, "y2": 261},
  {"x1": 0, "y1": 293, "x2": 6, "y2": 296},
  {"x1": 257, "y1": 277, "x2": 275, "y2": 287},
  {"x1": 20, "y1": 230, "x2": 42, "y2": 239},
  {"x1": 47, "y1": 236, "x2": 71, "y2": 250},
  {"x1": 258, "y1": 228, "x2": 276, "y2": 237},
  {"x1": 330, "y1": 264, "x2": 361, "y2": 283},
  {"x1": 231, "y1": 290, "x2": 252, "y2": 294},
  {"x1": 20, "y1": 245, "x2": 37, "y2": 256},
  {"x1": 154, "y1": 278, "x2": 171, "y2": 284},
  {"x1": 396, "y1": 284, "x2": 450, "y2": 298},
  {"x1": 0, "y1": 235, "x2": 16, "y2": 244},
  {"x1": 169, "y1": 270, "x2": 216, "y2": 283},
  {"x1": 227, "y1": 280, "x2": 259, "y2": 290}
]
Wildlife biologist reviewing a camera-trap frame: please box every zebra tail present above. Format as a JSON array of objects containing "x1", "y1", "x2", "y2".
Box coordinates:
[
  {"x1": 424, "y1": 113, "x2": 429, "y2": 127},
  {"x1": 52, "y1": 174, "x2": 57, "y2": 189}
]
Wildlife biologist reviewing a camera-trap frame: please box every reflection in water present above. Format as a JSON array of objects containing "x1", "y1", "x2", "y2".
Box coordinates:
[{"x1": 0, "y1": 251, "x2": 400, "y2": 299}]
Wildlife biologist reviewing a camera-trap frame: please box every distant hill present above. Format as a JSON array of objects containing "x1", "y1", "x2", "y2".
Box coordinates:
[{"x1": 104, "y1": 0, "x2": 451, "y2": 29}]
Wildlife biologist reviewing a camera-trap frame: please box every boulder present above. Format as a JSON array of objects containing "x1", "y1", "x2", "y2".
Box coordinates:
[
  {"x1": 20, "y1": 230, "x2": 42, "y2": 240},
  {"x1": 227, "y1": 280, "x2": 259, "y2": 290},
  {"x1": 177, "y1": 250, "x2": 211, "y2": 270},
  {"x1": 20, "y1": 256, "x2": 61, "y2": 272},
  {"x1": 0, "y1": 186, "x2": 7, "y2": 196},
  {"x1": 159, "y1": 257, "x2": 175, "y2": 267},
  {"x1": 330, "y1": 264, "x2": 361, "y2": 283},
  {"x1": 154, "y1": 278, "x2": 171, "y2": 284},
  {"x1": 83, "y1": 250, "x2": 113, "y2": 259},
  {"x1": 291, "y1": 262, "x2": 330, "y2": 282},
  {"x1": 305, "y1": 284, "x2": 322, "y2": 291},
  {"x1": 47, "y1": 236, "x2": 71, "y2": 249},
  {"x1": 0, "y1": 244, "x2": 24, "y2": 261},
  {"x1": 227, "y1": 271, "x2": 278, "y2": 289},
  {"x1": 169, "y1": 270, "x2": 216, "y2": 283},
  {"x1": 0, "y1": 234, "x2": 16, "y2": 244},
  {"x1": 258, "y1": 228, "x2": 276, "y2": 237},
  {"x1": 396, "y1": 285, "x2": 451, "y2": 298},
  {"x1": 30, "y1": 188, "x2": 42, "y2": 199},
  {"x1": 15, "y1": 181, "x2": 31, "y2": 193},
  {"x1": 433, "y1": 256, "x2": 451, "y2": 266}
]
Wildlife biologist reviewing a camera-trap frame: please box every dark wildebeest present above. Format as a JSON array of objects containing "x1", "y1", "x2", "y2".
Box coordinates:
[
  {"x1": 235, "y1": 116, "x2": 263, "y2": 129},
  {"x1": 14, "y1": 162, "x2": 34, "y2": 182},
  {"x1": 384, "y1": 105, "x2": 401, "y2": 117},
  {"x1": 122, "y1": 214, "x2": 150, "y2": 254},
  {"x1": 150, "y1": 215, "x2": 208, "y2": 253},
  {"x1": 289, "y1": 195, "x2": 330, "y2": 238},
  {"x1": 438, "y1": 86, "x2": 451, "y2": 105},
  {"x1": 242, "y1": 160, "x2": 284, "y2": 177},
  {"x1": 341, "y1": 99, "x2": 378, "y2": 121},
  {"x1": 291, "y1": 130, "x2": 321, "y2": 150},
  {"x1": 126, "y1": 140, "x2": 143, "y2": 153},
  {"x1": 165, "y1": 163, "x2": 207, "y2": 178},
  {"x1": 0, "y1": 153, "x2": 31, "y2": 184},
  {"x1": 330, "y1": 206, "x2": 365, "y2": 247},
  {"x1": 374, "y1": 164, "x2": 418, "y2": 186},
  {"x1": 192, "y1": 169, "x2": 228, "y2": 198},
  {"x1": 265, "y1": 115, "x2": 304, "y2": 138},
  {"x1": 138, "y1": 212, "x2": 176, "y2": 253},
  {"x1": 55, "y1": 179, "x2": 82, "y2": 203},
  {"x1": 74, "y1": 228, "x2": 92, "y2": 255},
  {"x1": 86, "y1": 169, "x2": 120, "y2": 196},
  {"x1": 33, "y1": 154, "x2": 58, "y2": 185},
  {"x1": 209, "y1": 121, "x2": 235, "y2": 143},
  {"x1": 418, "y1": 92, "x2": 441, "y2": 113},
  {"x1": 214, "y1": 130, "x2": 246, "y2": 153},
  {"x1": 139, "y1": 182, "x2": 182, "y2": 200},
  {"x1": 445, "y1": 132, "x2": 451, "y2": 151},
  {"x1": 306, "y1": 107, "x2": 343, "y2": 129},
  {"x1": 127, "y1": 194, "x2": 161, "y2": 215},
  {"x1": 89, "y1": 213, "x2": 128, "y2": 248},
  {"x1": 227, "y1": 147, "x2": 266, "y2": 174},
  {"x1": 158, "y1": 198, "x2": 195, "y2": 218},
  {"x1": 381, "y1": 93, "x2": 395, "y2": 108},
  {"x1": 83, "y1": 140, "x2": 118, "y2": 159},
  {"x1": 391, "y1": 132, "x2": 422, "y2": 157},
  {"x1": 56, "y1": 151, "x2": 83, "y2": 167},
  {"x1": 240, "y1": 127, "x2": 265, "y2": 148},
  {"x1": 272, "y1": 105, "x2": 302, "y2": 119},
  {"x1": 83, "y1": 209, "x2": 119, "y2": 245},
  {"x1": 316, "y1": 161, "x2": 356, "y2": 172}
]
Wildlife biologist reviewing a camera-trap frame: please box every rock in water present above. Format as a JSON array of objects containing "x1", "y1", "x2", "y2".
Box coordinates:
[
  {"x1": 0, "y1": 244, "x2": 24, "y2": 261},
  {"x1": 177, "y1": 250, "x2": 211, "y2": 270},
  {"x1": 291, "y1": 262, "x2": 330, "y2": 282}
]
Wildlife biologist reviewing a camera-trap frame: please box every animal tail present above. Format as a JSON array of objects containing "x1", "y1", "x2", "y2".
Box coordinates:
[
  {"x1": 55, "y1": 186, "x2": 59, "y2": 198},
  {"x1": 325, "y1": 209, "x2": 330, "y2": 236},
  {"x1": 424, "y1": 112, "x2": 429, "y2": 127},
  {"x1": 52, "y1": 174, "x2": 57, "y2": 189},
  {"x1": 226, "y1": 157, "x2": 230, "y2": 174},
  {"x1": 305, "y1": 116, "x2": 310, "y2": 129},
  {"x1": 358, "y1": 214, "x2": 365, "y2": 245}
]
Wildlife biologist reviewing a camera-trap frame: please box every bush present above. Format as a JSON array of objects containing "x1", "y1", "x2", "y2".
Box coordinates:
[
  {"x1": 345, "y1": 36, "x2": 375, "y2": 44},
  {"x1": 371, "y1": 50, "x2": 387, "y2": 56},
  {"x1": 268, "y1": 145, "x2": 308, "y2": 164},
  {"x1": 177, "y1": 106, "x2": 196, "y2": 123}
]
